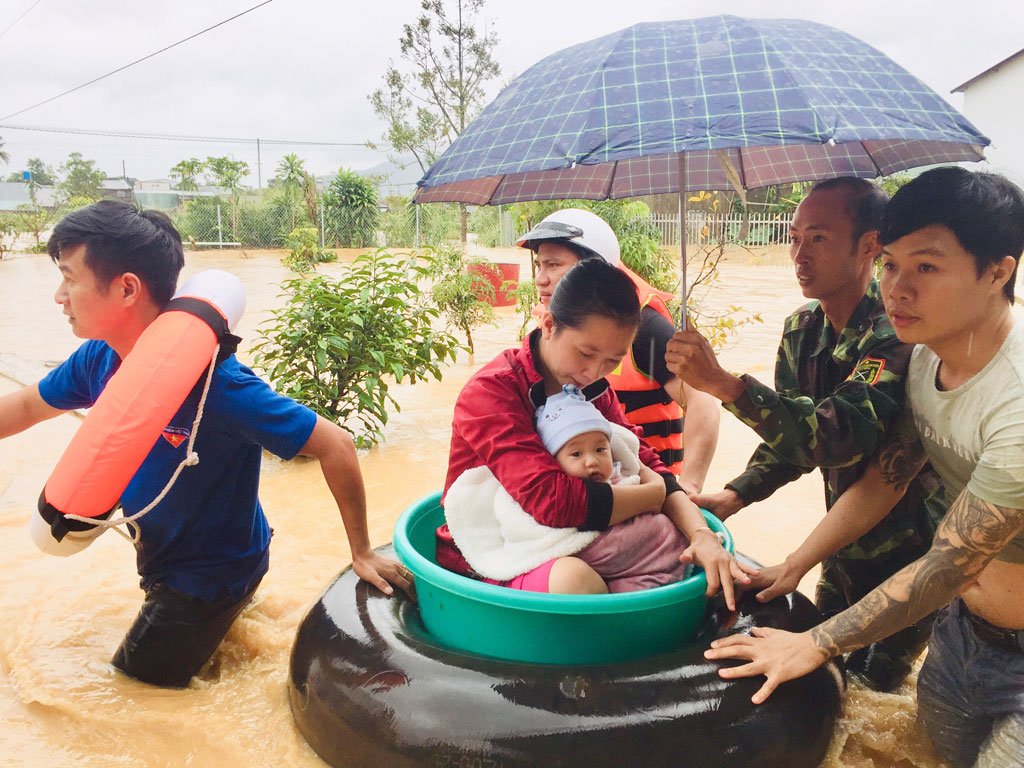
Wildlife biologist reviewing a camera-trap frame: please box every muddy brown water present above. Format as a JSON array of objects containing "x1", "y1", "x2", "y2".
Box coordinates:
[{"x1": 0, "y1": 246, "x2": 962, "y2": 767}]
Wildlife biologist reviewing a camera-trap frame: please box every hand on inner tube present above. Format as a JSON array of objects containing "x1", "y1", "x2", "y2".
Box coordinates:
[
  {"x1": 704, "y1": 627, "x2": 831, "y2": 704},
  {"x1": 353, "y1": 550, "x2": 416, "y2": 601},
  {"x1": 681, "y1": 529, "x2": 758, "y2": 612}
]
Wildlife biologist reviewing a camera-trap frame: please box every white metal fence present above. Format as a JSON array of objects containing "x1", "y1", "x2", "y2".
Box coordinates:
[
  {"x1": 650, "y1": 211, "x2": 794, "y2": 245},
  {"x1": 650, "y1": 211, "x2": 793, "y2": 264}
]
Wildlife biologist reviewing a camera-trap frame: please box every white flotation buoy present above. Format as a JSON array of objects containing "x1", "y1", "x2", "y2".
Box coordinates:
[{"x1": 30, "y1": 270, "x2": 246, "y2": 556}]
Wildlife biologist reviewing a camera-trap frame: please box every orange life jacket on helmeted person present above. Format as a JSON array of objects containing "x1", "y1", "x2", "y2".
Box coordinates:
[{"x1": 604, "y1": 266, "x2": 684, "y2": 475}]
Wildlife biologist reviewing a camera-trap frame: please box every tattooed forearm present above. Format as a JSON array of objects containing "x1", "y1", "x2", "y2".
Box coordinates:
[
  {"x1": 807, "y1": 490, "x2": 1023, "y2": 658},
  {"x1": 875, "y1": 434, "x2": 926, "y2": 493},
  {"x1": 811, "y1": 544, "x2": 966, "y2": 656},
  {"x1": 947, "y1": 493, "x2": 1021, "y2": 556}
]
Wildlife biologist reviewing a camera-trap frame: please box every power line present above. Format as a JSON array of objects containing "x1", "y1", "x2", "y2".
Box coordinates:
[
  {"x1": 0, "y1": 122, "x2": 367, "y2": 148},
  {"x1": 0, "y1": 0, "x2": 43, "y2": 41},
  {"x1": 1, "y1": 0, "x2": 276, "y2": 121}
]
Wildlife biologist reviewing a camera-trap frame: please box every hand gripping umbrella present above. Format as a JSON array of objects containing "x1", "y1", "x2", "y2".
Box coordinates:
[{"x1": 414, "y1": 14, "x2": 988, "y2": 298}]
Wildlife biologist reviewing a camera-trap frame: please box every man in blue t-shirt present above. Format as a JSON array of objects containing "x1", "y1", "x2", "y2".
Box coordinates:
[{"x1": 0, "y1": 200, "x2": 410, "y2": 688}]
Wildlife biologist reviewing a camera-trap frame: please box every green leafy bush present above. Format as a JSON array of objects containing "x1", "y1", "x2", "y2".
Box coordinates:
[
  {"x1": 323, "y1": 169, "x2": 381, "y2": 248},
  {"x1": 252, "y1": 249, "x2": 462, "y2": 447},
  {"x1": 381, "y1": 201, "x2": 417, "y2": 247},
  {"x1": 424, "y1": 244, "x2": 497, "y2": 354},
  {"x1": 507, "y1": 278, "x2": 538, "y2": 340},
  {"x1": 281, "y1": 226, "x2": 337, "y2": 272}
]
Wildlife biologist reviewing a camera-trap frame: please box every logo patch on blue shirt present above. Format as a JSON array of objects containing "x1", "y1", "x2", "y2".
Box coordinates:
[{"x1": 162, "y1": 426, "x2": 191, "y2": 448}]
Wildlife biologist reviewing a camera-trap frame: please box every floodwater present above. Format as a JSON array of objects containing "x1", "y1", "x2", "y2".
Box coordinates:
[{"x1": 0, "y1": 244, "x2": 977, "y2": 768}]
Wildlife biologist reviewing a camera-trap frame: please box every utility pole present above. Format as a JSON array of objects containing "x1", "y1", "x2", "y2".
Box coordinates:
[{"x1": 256, "y1": 137, "x2": 262, "y2": 189}]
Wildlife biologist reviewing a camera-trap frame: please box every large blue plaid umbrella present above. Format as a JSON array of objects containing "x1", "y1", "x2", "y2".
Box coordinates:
[
  {"x1": 414, "y1": 15, "x2": 987, "y2": 209},
  {"x1": 414, "y1": 15, "x2": 987, "y2": 294}
]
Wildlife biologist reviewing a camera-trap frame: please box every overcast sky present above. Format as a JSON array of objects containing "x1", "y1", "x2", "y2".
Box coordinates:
[{"x1": 1, "y1": 0, "x2": 1021, "y2": 189}]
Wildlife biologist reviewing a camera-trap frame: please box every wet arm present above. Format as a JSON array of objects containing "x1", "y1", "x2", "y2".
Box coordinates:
[
  {"x1": 662, "y1": 480, "x2": 755, "y2": 610},
  {"x1": 756, "y1": 436, "x2": 926, "y2": 599},
  {"x1": 812, "y1": 489, "x2": 1024, "y2": 656},
  {"x1": 725, "y1": 442, "x2": 810, "y2": 506},
  {"x1": 665, "y1": 377, "x2": 720, "y2": 494},
  {"x1": 0, "y1": 385, "x2": 63, "y2": 439},
  {"x1": 708, "y1": 488, "x2": 1024, "y2": 704},
  {"x1": 300, "y1": 416, "x2": 409, "y2": 596}
]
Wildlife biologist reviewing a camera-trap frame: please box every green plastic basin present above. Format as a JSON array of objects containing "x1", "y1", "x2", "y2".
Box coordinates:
[{"x1": 393, "y1": 491, "x2": 734, "y2": 665}]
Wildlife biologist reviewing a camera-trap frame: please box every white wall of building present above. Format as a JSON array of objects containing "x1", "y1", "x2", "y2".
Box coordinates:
[{"x1": 960, "y1": 53, "x2": 1024, "y2": 188}]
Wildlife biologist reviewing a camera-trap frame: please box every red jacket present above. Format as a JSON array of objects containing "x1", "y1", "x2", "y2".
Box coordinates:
[{"x1": 438, "y1": 330, "x2": 672, "y2": 576}]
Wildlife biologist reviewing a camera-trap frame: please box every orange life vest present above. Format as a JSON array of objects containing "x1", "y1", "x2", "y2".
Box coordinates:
[{"x1": 604, "y1": 266, "x2": 684, "y2": 475}]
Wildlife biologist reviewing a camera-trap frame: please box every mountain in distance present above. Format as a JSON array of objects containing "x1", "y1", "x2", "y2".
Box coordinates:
[{"x1": 356, "y1": 157, "x2": 425, "y2": 199}]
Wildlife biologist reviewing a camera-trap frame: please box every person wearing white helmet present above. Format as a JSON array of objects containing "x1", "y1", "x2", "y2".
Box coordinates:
[{"x1": 517, "y1": 208, "x2": 720, "y2": 496}]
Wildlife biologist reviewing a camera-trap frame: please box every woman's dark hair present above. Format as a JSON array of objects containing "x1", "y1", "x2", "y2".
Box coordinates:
[
  {"x1": 548, "y1": 258, "x2": 641, "y2": 331},
  {"x1": 48, "y1": 200, "x2": 185, "y2": 306},
  {"x1": 881, "y1": 166, "x2": 1024, "y2": 302}
]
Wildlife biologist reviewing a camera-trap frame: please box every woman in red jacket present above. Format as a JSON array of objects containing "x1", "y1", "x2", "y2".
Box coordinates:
[{"x1": 437, "y1": 258, "x2": 753, "y2": 608}]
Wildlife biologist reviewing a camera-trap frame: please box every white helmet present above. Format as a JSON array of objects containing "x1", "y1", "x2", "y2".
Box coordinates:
[{"x1": 516, "y1": 208, "x2": 621, "y2": 267}]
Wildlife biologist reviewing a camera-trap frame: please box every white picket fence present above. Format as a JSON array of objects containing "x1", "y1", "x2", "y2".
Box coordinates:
[{"x1": 649, "y1": 211, "x2": 793, "y2": 263}]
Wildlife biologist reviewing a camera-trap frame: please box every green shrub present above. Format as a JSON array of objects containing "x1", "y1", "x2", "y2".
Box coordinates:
[
  {"x1": 252, "y1": 249, "x2": 462, "y2": 447},
  {"x1": 425, "y1": 244, "x2": 497, "y2": 354},
  {"x1": 382, "y1": 202, "x2": 417, "y2": 247},
  {"x1": 323, "y1": 169, "x2": 380, "y2": 248},
  {"x1": 281, "y1": 226, "x2": 336, "y2": 272},
  {"x1": 507, "y1": 278, "x2": 538, "y2": 341},
  {"x1": 419, "y1": 203, "x2": 461, "y2": 246}
]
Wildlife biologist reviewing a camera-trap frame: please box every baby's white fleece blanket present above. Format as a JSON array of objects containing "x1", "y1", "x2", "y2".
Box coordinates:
[{"x1": 445, "y1": 423, "x2": 642, "y2": 580}]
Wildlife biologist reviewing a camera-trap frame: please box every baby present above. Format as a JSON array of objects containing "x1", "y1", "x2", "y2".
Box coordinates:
[
  {"x1": 443, "y1": 387, "x2": 695, "y2": 594},
  {"x1": 535, "y1": 385, "x2": 692, "y2": 593}
]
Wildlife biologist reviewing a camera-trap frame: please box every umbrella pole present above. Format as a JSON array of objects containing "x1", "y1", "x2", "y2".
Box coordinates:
[{"x1": 677, "y1": 152, "x2": 688, "y2": 326}]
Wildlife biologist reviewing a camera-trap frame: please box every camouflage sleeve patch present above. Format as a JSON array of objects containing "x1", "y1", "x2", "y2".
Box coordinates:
[{"x1": 846, "y1": 356, "x2": 886, "y2": 386}]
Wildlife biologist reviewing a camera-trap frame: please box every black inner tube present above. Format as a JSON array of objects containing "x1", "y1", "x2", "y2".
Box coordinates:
[{"x1": 289, "y1": 547, "x2": 845, "y2": 768}]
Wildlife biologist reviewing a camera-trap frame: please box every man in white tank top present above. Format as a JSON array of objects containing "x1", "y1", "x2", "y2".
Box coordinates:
[{"x1": 704, "y1": 166, "x2": 1024, "y2": 768}]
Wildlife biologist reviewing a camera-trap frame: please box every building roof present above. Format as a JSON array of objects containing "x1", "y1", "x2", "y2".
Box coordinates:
[
  {"x1": 952, "y1": 47, "x2": 1024, "y2": 93},
  {"x1": 0, "y1": 182, "x2": 57, "y2": 211},
  {"x1": 101, "y1": 178, "x2": 133, "y2": 191}
]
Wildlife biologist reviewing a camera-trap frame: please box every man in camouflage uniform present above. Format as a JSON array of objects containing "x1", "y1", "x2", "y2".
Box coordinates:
[{"x1": 665, "y1": 177, "x2": 945, "y2": 691}]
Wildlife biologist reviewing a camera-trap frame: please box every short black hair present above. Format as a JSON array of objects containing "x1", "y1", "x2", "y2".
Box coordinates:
[
  {"x1": 549, "y1": 258, "x2": 641, "y2": 331},
  {"x1": 881, "y1": 167, "x2": 1024, "y2": 302},
  {"x1": 810, "y1": 176, "x2": 889, "y2": 242},
  {"x1": 48, "y1": 200, "x2": 185, "y2": 306}
]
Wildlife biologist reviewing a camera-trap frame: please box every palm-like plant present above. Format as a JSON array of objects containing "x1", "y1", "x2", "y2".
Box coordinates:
[
  {"x1": 324, "y1": 168, "x2": 380, "y2": 247},
  {"x1": 205, "y1": 156, "x2": 250, "y2": 238},
  {"x1": 275, "y1": 153, "x2": 306, "y2": 231},
  {"x1": 0, "y1": 136, "x2": 9, "y2": 165},
  {"x1": 170, "y1": 158, "x2": 205, "y2": 191}
]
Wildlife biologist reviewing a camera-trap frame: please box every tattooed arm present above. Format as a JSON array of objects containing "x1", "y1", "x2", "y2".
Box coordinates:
[
  {"x1": 810, "y1": 489, "x2": 1022, "y2": 656},
  {"x1": 749, "y1": 430, "x2": 928, "y2": 602},
  {"x1": 706, "y1": 486, "x2": 1024, "y2": 703}
]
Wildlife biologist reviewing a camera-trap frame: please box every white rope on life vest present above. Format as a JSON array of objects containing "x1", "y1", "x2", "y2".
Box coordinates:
[{"x1": 62, "y1": 343, "x2": 220, "y2": 544}]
